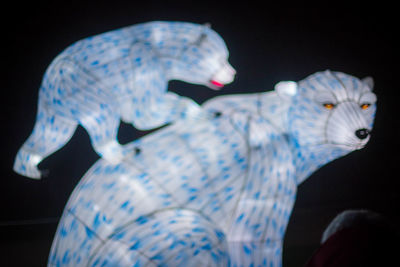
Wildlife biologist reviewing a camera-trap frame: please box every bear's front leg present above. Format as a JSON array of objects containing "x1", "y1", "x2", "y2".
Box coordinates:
[
  {"x1": 226, "y1": 132, "x2": 297, "y2": 267},
  {"x1": 126, "y1": 90, "x2": 210, "y2": 131}
]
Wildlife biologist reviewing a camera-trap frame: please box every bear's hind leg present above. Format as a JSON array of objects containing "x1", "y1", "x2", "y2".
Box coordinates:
[{"x1": 13, "y1": 105, "x2": 77, "y2": 179}]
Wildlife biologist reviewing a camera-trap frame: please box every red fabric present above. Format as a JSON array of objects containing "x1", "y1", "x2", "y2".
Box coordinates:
[{"x1": 304, "y1": 225, "x2": 397, "y2": 267}]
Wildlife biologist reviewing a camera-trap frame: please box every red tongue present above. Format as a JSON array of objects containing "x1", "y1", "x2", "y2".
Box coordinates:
[{"x1": 211, "y1": 80, "x2": 224, "y2": 88}]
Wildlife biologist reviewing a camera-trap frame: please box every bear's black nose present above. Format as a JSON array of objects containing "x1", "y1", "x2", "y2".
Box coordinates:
[{"x1": 355, "y1": 128, "x2": 370, "y2": 140}]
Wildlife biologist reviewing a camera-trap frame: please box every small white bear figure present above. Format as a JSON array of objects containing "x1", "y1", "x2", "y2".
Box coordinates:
[
  {"x1": 13, "y1": 21, "x2": 236, "y2": 179},
  {"x1": 47, "y1": 70, "x2": 376, "y2": 267}
]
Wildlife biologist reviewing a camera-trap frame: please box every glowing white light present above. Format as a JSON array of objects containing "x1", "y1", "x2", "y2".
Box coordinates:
[
  {"x1": 47, "y1": 70, "x2": 376, "y2": 267},
  {"x1": 30, "y1": 154, "x2": 43, "y2": 166},
  {"x1": 275, "y1": 81, "x2": 297, "y2": 97},
  {"x1": 13, "y1": 21, "x2": 235, "y2": 179}
]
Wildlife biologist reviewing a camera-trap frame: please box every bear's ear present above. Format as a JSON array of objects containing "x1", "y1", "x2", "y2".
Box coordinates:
[
  {"x1": 362, "y1": 76, "x2": 374, "y2": 91},
  {"x1": 275, "y1": 81, "x2": 298, "y2": 100}
]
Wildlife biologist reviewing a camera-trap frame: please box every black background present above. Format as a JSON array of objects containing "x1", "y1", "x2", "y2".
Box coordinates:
[{"x1": 2, "y1": 1, "x2": 399, "y2": 266}]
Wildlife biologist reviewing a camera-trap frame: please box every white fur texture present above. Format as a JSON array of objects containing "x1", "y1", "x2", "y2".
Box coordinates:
[
  {"x1": 48, "y1": 70, "x2": 376, "y2": 266},
  {"x1": 13, "y1": 21, "x2": 235, "y2": 179}
]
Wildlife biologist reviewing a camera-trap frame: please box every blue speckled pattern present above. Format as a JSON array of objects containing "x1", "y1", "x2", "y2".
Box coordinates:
[
  {"x1": 47, "y1": 71, "x2": 376, "y2": 266},
  {"x1": 13, "y1": 21, "x2": 236, "y2": 179}
]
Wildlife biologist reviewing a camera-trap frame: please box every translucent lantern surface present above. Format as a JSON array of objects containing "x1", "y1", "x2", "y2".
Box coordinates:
[
  {"x1": 13, "y1": 21, "x2": 236, "y2": 179},
  {"x1": 48, "y1": 70, "x2": 376, "y2": 267}
]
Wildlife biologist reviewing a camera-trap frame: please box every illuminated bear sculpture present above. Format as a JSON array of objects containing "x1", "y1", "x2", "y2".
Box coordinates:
[
  {"x1": 13, "y1": 21, "x2": 236, "y2": 179},
  {"x1": 48, "y1": 70, "x2": 376, "y2": 267}
]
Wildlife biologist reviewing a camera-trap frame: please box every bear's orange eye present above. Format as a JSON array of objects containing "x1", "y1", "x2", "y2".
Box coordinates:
[
  {"x1": 360, "y1": 103, "x2": 371, "y2": 110},
  {"x1": 323, "y1": 103, "x2": 335, "y2": 110}
]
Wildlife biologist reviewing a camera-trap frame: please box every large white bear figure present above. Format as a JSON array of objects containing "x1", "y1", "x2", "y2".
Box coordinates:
[
  {"x1": 13, "y1": 21, "x2": 236, "y2": 179},
  {"x1": 48, "y1": 70, "x2": 376, "y2": 267}
]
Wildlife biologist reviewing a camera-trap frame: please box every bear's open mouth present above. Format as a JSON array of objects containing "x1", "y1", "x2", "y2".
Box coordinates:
[{"x1": 210, "y1": 79, "x2": 224, "y2": 89}]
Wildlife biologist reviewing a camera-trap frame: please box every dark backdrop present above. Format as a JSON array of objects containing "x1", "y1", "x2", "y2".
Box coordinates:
[{"x1": 2, "y1": 1, "x2": 399, "y2": 266}]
